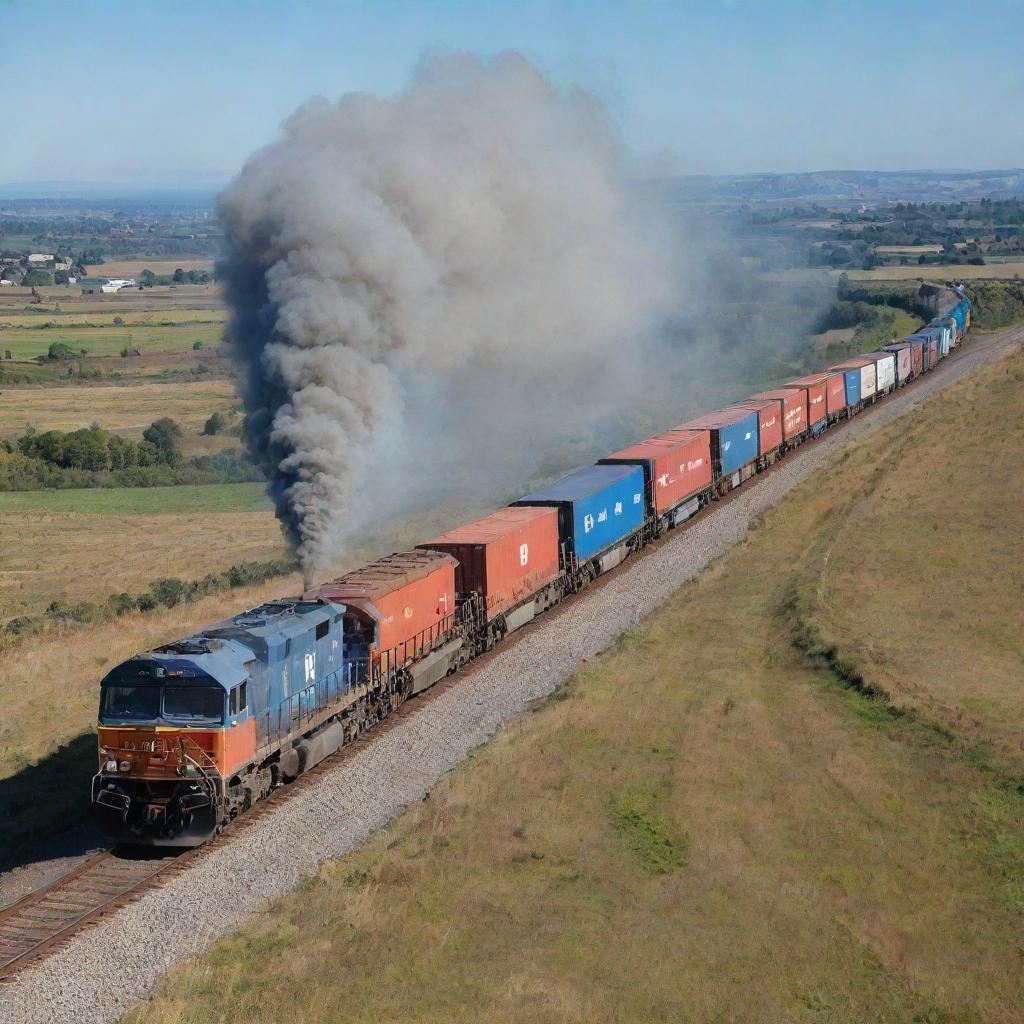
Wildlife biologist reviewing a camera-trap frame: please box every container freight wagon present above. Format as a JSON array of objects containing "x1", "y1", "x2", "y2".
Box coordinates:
[
  {"x1": 787, "y1": 372, "x2": 846, "y2": 422},
  {"x1": 513, "y1": 463, "x2": 646, "y2": 584},
  {"x1": 859, "y1": 351, "x2": 897, "y2": 394},
  {"x1": 318, "y1": 551, "x2": 462, "y2": 694},
  {"x1": 881, "y1": 343, "x2": 913, "y2": 384},
  {"x1": 599, "y1": 429, "x2": 713, "y2": 528},
  {"x1": 906, "y1": 333, "x2": 935, "y2": 372},
  {"x1": 674, "y1": 407, "x2": 759, "y2": 490},
  {"x1": 828, "y1": 365, "x2": 862, "y2": 408},
  {"x1": 750, "y1": 388, "x2": 809, "y2": 442},
  {"x1": 928, "y1": 319, "x2": 952, "y2": 355},
  {"x1": 728, "y1": 398, "x2": 783, "y2": 467},
  {"x1": 831, "y1": 357, "x2": 876, "y2": 402},
  {"x1": 417, "y1": 507, "x2": 562, "y2": 641}
]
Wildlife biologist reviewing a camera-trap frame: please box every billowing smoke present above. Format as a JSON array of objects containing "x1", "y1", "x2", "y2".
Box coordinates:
[{"x1": 219, "y1": 52, "x2": 683, "y2": 585}]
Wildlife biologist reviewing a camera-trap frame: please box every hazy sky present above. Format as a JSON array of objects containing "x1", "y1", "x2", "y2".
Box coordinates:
[{"x1": 3, "y1": 0, "x2": 1022, "y2": 186}]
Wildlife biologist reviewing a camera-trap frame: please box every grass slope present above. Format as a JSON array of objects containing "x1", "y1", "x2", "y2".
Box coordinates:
[{"x1": 126, "y1": 349, "x2": 1024, "y2": 1024}]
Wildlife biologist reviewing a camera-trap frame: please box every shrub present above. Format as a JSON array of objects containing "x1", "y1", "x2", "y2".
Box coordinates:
[{"x1": 202, "y1": 411, "x2": 226, "y2": 435}]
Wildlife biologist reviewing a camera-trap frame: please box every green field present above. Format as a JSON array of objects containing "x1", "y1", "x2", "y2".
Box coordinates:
[
  {"x1": 0, "y1": 322, "x2": 223, "y2": 359},
  {"x1": 0, "y1": 481, "x2": 270, "y2": 515},
  {"x1": 127, "y1": 349, "x2": 1024, "y2": 1024}
]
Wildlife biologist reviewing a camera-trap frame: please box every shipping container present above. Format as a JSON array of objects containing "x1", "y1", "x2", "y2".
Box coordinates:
[
  {"x1": 825, "y1": 365, "x2": 861, "y2": 408},
  {"x1": 859, "y1": 351, "x2": 896, "y2": 392},
  {"x1": 906, "y1": 333, "x2": 933, "y2": 371},
  {"x1": 749, "y1": 388, "x2": 808, "y2": 440},
  {"x1": 831, "y1": 357, "x2": 876, "y2": 401},
  {"x1": 783, "y1": 375, "x2": 831, "y2": 426},
  {"x1": 417, "y1": 506, "x2": 561, "y2": 620},
  {"x1": 729, "y1": 398, "x2": 782, "y2": 457},
  {"x1": 599, "y1": 429, "x2": 713, "y2": 518},
  {"x1": 674, "y1": 406, "x2": 759, "y2": 479},
  {"x1": 318, "y1": 550, "x2": 458, "y2": 667},
  {"x1": 881, "y1": 342, "x2": 913, "y2": 383},
  {"x1": 513, "y1": 463, "x2": 645, "y2": 564}
]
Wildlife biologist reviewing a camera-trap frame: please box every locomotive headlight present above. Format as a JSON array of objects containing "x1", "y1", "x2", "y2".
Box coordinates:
[
  {"x1": 105, "y1": 759, "x2": 118, "y2": 773},
  {"x1": 118, "y1": 760, "x2": 131, "y2": 772}
]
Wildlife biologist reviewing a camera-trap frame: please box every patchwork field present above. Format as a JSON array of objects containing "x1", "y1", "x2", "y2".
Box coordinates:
[{"x1": 127, "y1": 347, "x2": 1024, "y2": 1024}]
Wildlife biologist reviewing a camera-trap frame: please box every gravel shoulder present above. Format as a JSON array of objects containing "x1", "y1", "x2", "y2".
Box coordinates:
[{"x1": 2, "y1": 326, "x2": 1020, "y2": 1024}]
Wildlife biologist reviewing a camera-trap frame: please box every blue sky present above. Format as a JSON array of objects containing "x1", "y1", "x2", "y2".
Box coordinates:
[{"x1": 2, "y1": 0, "x2": 1022, "y2": 186}]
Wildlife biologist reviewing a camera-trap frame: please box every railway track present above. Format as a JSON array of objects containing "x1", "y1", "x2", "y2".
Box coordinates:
[
  {"x1": 2, "y1": 323, "x2": 1019, "y2": 987},
  {"x1": 0, "y1": 851, "x2": 179, "y2": 980}
]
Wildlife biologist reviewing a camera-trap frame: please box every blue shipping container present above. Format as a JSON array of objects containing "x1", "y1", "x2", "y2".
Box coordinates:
[
  {"x1": 679, "y1": 408, "x2": 759, "y2": 478},
  {"x1": 513, "y1": 464, "x2": 645, "y2": 563},
  {"x1": 837, "y1": 366, "x2": 861, "y2": 406}
]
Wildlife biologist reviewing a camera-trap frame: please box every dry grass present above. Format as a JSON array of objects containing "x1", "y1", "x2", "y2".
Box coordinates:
[
  {"x1": 0, "y1": 308, "x2": 227, "y2": 329},
  {"x1": 0, "y1": 286, "x2": 222, "y2": 314},
  {"x1": 847, "y1": 263, "x2": 1024, "y2": 281},
  {"x1": 797, "y1": 350, "x2": 1024, "y2": 771},
  {"x1": 0, "y1": 379, "x2": 238, "y2": 439},
  {"x1": 123, "y1": 350, "x2": 1024, "y2": 1024},
  {"x1": 875, "y1": 244, "x2": 943, "y2": 255},
  {"x1": 0, "y1": 506, "x2": 283, "y2": 621}
]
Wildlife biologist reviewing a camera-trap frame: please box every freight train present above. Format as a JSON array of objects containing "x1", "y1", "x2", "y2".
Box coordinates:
[{"x1": 92, "y1": 292, "x2": 972, "y2": 846}]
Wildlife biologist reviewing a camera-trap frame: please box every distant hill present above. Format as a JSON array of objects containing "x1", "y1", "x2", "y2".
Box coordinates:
[{"x1": 665, "y1": 168, "x2": 1024, "y2": 206}]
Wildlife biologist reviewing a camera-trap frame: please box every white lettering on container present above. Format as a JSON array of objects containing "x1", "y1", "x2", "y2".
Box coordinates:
[
  {"x1": 519, "y1": 544, "x2": 529, "y2": 566},
  {"x1": 584, "y1": 514, "x2": 594, "y2": 533}
]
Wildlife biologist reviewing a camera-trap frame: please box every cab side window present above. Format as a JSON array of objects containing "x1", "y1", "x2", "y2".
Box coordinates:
[{"x1": 229, "y1": 683, "x2": 248, "y2": 716}]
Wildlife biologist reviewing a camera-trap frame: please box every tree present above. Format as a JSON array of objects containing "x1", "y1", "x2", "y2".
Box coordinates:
[
  {"x1": 202, "y1": 411, "x2": 226, "y2": 435},
  {"x1": 22, "y1": 269, "x2": 52, "y2": 286},
  {"x1": 172, "y1": 268, "x2": 186, "y2": 284},
  {"x1": 47, "y1": 341, "x2": 77, "y2": 361},
  {"x1": 142, "y1": 417, "x2": 183, "y2": 465},
  {"x1": 192, "y1": 340, "x2": 203, "y2": 350}
]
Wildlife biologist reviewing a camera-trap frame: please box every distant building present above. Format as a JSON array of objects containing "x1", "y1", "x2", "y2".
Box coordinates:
[
  {"x1": 54, "y1": 257, "x2": 72, "y2": 272},
  {"x1": 0, "y1": 279, "x2": 13, "y2": 287},
  {"x1": 27, "y1": 253, "x2": 54, "y2": 264}
]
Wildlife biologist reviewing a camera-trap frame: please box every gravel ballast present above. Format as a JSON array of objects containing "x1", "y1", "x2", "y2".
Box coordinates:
[{"x1": 3, "y1": 327, "x2": 1020, "y2": 1024}]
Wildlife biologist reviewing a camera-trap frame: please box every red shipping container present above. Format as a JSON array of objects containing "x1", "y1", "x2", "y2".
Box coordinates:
[
  {"x1": 729, "y1": 399, "x2": 782, "y2": 456},
  {"x1": 599, "y1": 429, "x2": 713, "y2": 516},
  {"x1": 318, "y1": 550, "x2": 456, "y2": 658},
  {"x1": 909, "y1": 340, "x2": 924, "y2": 375},
  {"x1": 785, "y1": 374, "x2": 837, "y2": 421},
  {"x1": 417, "y1": 506, "x2": 561, "y2": 617},
  {"x1": 750, "y1": 388, "x2": 808, "y2": 440}
]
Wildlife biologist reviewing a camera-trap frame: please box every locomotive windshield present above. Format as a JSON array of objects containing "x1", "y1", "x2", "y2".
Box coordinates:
[
  {"x1": 162, "y1": 686, "x2": 224, "y2": 723},
  {"x1": 100, "y1": 684, "x2": 225, "y2": 724},
  {"x1": 101, "y1": 685, "x2": 161, "y2": 722}
]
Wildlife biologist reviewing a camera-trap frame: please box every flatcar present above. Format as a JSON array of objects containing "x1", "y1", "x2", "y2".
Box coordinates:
[{"x1": 93, "y1": 293, "x2": 970, "y2": 846}]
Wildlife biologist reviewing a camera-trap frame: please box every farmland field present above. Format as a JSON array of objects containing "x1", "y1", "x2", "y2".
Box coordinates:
[
  {"x1": 0, "y1": 322, "x2": 223, "y2": 360},
  {"x1": 0, "y1": 379, "x2": 238, "y2": 438},
  {"x1": 128, "y1": 347, "x2": 1024, "y2": 1024},
  {"x1": 83, "y1": 259, "x2": 216, "y2": 278},
  {"x1": 847, "y1": 262, "x2": 1024, "y2": 281},
  {"x1": 0, "y1": 481, "x2": 269, "y2": 515}
]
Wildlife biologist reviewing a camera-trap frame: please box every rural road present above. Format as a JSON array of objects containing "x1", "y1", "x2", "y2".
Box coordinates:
[{"x1": 3, "y1": 322, "x2": 1021, "y2": 1024}]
